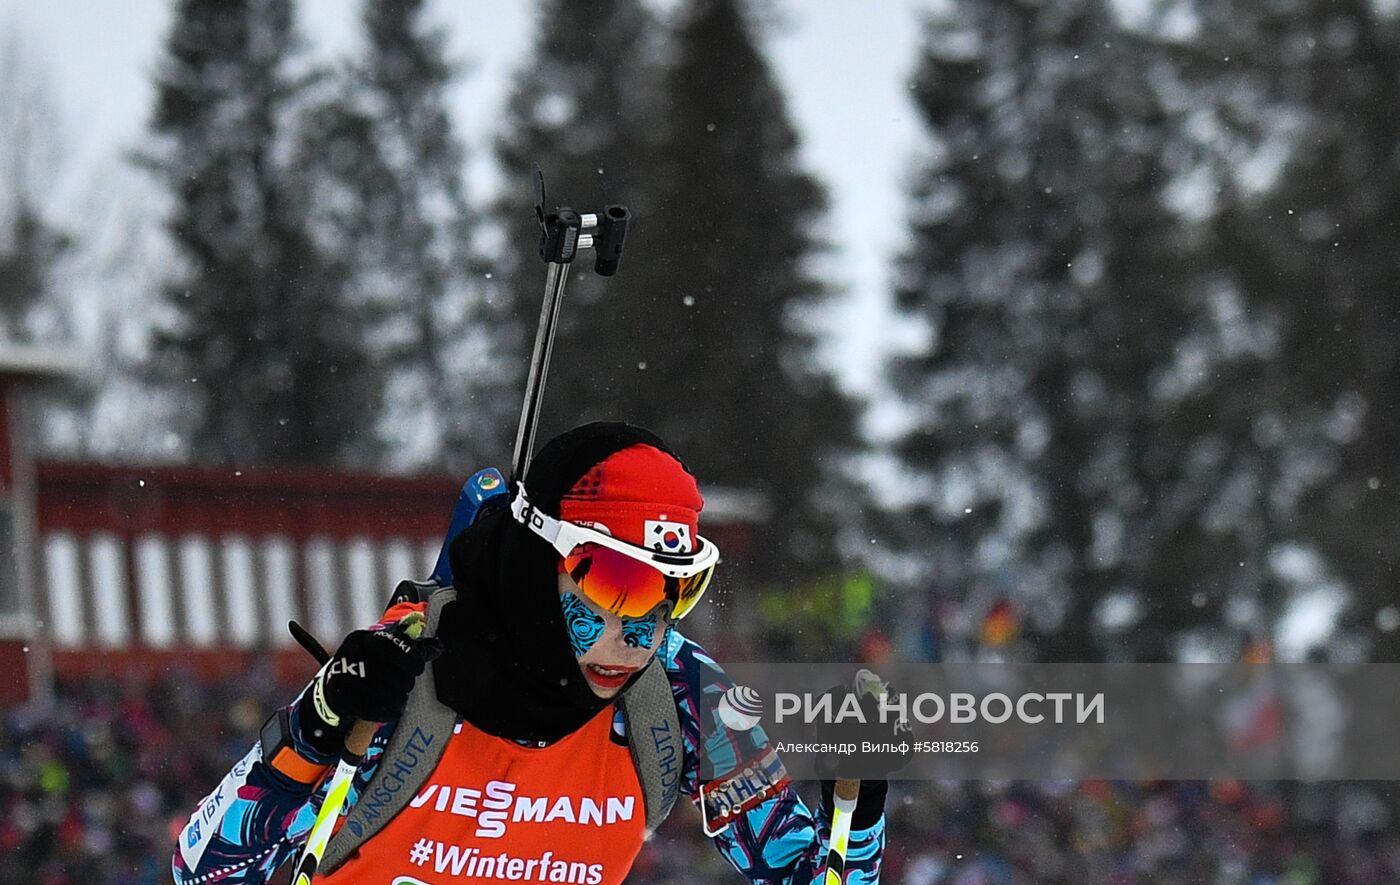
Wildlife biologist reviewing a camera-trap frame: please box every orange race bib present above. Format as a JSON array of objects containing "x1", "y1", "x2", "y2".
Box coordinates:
[{"x1": 320, "y1": 705, "x2": 646, "y2": 885}]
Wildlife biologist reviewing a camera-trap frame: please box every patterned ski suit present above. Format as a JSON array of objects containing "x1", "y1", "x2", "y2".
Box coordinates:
[{"x1": 172, "y1": 616, "x2": 884, "y2": 884}]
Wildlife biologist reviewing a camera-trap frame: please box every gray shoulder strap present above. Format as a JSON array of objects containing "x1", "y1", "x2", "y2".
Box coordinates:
[
  {"x1": 321, "y1": 588, "x2": 458, "y2": 874},
  {"x1": 619, "y1": 657, "x2": 682, "y2": 834}
]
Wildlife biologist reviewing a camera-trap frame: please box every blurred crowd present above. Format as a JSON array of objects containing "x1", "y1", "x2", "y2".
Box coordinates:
[
  {"x1": 0, "y1": 671, "x2": 282, "y2": 885},
  {"x1": 4, "y1": 674, "x2": 1399, "y2": 885}
]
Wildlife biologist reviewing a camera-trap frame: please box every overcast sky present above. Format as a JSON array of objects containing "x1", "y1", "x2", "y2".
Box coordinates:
[{"x1": 1, "y1": 0, "x2": 926, "y2": 396}]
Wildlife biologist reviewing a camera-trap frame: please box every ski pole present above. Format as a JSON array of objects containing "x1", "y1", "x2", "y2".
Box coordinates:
[
  {"x1": 823, "y1": 778, "x2": 861, "y2": 885},
  {"x1": 510, "y1": 165, "x2": 630, "y2": 485},
  {"x1": 290, "y1": 720, "x2": 375, "y2": 885},
  {"x1": 824, "y1": 668, "x2": 894, "y2": 883},
  {"x1": 290, "y1": 612, "x2": 428, "y2": 884}
]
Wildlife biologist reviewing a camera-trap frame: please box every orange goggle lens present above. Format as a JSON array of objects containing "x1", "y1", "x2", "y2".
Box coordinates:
[{"x1": 562, "y1": 544, "x2": 714, "y2": 620}]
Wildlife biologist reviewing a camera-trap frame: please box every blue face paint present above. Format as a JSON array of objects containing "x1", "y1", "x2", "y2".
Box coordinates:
[
  {"x1": 621, "y1": 612, "x2": 659, "y2": 649},
  {"x1": 560, "y1": 591, "x2": 606, "y2": 658}
]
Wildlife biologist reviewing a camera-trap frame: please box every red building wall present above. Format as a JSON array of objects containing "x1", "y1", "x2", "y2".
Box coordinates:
[{"x1": 18, "y1": 462, "x2": 754, "y2": 691}]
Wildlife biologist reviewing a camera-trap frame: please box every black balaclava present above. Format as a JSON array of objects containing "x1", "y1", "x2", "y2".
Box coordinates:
[{"x1": 433, "y1": 421, "x2": 686, "y2": 743}]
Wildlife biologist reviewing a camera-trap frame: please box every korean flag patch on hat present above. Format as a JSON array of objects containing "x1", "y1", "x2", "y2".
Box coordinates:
[{"x1": 645, "y1": 519, "x2": 693, "y2": 554}]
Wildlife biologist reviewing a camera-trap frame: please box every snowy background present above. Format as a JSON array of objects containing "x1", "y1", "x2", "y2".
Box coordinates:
[
  {"x1": 0, "y1": 0, "x2": 922, "y2": 398},
  {"x1": 1, "y1": 0, "x2": 1396, "y2": 664},
  {"x1": 4, "y1": 1, "x2": 1400, "y2": 881}
]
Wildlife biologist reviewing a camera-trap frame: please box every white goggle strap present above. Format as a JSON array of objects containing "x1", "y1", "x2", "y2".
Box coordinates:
[
  {"x1": 511, "y1": 486, "x2": 566, "y2": 552},
  {"x1": 512, "y1": 485, "x2": 718, "y2": 578}
]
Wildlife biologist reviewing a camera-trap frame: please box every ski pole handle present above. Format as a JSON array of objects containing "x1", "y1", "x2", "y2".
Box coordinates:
[{"x1": 824, "y1": 778, "x2": 861, "y2": 885}]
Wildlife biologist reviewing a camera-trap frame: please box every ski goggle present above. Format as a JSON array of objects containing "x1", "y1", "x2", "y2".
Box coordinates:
[{"x1": 512, "y1": 486, "x2": 718, "y2": 620}]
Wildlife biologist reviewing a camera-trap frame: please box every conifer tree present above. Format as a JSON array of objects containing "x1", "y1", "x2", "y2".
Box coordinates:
[
  {"x1": 496, "y1": 0, "x2": 859, "y2": 587},
  {"x1": 0, "y1": 34, "x2": 71, "y2": 341},
  {"x1": 294, "y1": 0, "x2": 499, "y2": 469},
  {"x1": 880, "y1": 0, "x2": 1280, "y2": 660},
  {"x1": 0, "y1": 208, "x2": 69, "y2": 341},
  {"x1": 144, "y1": 0, "x2": 371, "y2": 465},
  {"x1": 1181, "y1": 0, "x2": 1400, "y2": 659},
  {"x1": 492, "y1": 0, "x2": 664, "y2": 440},
  {"x1": 636, "y1": 0, "x2": 859, "y2": 583}
]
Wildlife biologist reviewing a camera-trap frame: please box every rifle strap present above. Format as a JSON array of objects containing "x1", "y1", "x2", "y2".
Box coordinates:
[{"x1": 620, "y1": 655, "x2": 682, "y2": 834}]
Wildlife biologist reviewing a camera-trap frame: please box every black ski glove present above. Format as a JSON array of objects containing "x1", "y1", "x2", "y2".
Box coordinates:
[
  {"x1": 298, "y1": 611, "x2": 443, "y2": 756},
  {"x1": 813, "y1": 669, "x2": 909, "y2": 829},
  {"x1": 813, "y1": 671, "x2": 912, "y2": 779}
]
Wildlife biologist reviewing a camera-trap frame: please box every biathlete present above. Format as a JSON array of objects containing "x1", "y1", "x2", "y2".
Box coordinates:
[{"x1": 173, "y1": 422, "x2": 887, "y2": 884}]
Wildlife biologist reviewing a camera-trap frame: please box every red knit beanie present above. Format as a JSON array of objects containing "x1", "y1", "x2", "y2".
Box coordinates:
[{"x1": 558, "y1": 444, "x2": 704, "y2": 553}]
